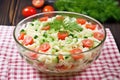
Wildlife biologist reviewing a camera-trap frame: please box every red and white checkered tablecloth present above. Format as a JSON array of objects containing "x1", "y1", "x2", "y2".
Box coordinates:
[{"x1": 0, "y1": 26, "x2": 120, "y2": 80}]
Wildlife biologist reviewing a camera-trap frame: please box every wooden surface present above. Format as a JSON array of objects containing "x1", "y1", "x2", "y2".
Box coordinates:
[{"x1": 0, "y1": 0, "x2": 120, "y2": 52}]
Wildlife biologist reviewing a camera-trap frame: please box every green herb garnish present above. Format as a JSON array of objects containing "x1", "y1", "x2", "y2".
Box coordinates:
[
  {"x1": 49, "y1": 17, "x2": 83, "y2": 32},
  {"x1": 63, "y1": 21, "x2": 83, "y2": 32},
  {"x1": 49, "y1": 19, "x2": 63, "y2": 31}
]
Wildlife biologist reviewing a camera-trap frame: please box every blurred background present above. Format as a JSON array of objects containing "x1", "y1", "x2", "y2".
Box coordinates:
[{"x1": 0, "y1": 0, "x2": 120, "y2": 25}]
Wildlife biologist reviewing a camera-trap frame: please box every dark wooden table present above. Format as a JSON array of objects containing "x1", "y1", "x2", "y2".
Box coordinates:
[{"x1": 0, "y1": 0, "x2": 120, "y2": 52}]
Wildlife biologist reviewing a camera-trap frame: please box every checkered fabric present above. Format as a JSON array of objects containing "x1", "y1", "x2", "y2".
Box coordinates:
[{"x1": 0, "y1": 26, "x2": 120, "y2": 80}]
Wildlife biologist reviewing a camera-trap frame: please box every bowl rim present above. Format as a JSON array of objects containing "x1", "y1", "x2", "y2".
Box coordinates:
[{"x1": 13, "y1": 11, "x2": 106, "y2": 56}]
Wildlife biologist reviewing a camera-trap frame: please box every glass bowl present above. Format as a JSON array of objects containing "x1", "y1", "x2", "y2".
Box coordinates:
[{"x1": 13, "y1": 11, "x2": 106, "y2": 75}]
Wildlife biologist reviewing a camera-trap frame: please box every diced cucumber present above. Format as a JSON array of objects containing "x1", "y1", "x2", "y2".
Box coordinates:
[
  {"x1": 34, "y1": 35, "x2": 38, "y2": 39},
  {"x1": 20, "y1": 29, "x2": 25, "y2": 33},
  {"x1": 43, "y1": 32, "x2": 48, "y2": 38},
  {"x1": 52, "y1": 56, "x2": 59, "y2": 63},
  {"x1": 84, "y1": 36, "x2": 88, "y2": 38},
  {"x1": 39, "y1": 38, "x2": 46, "y2": 44},
  {"x1": 52, "y1": 48, "x2": 59, "y2": 54},
  {"x1": 65, "y1": 56, "x2": 69, "y2": 59},
  {"x1": 30, "y1": 23, "x2": 34, "y2": 26}
]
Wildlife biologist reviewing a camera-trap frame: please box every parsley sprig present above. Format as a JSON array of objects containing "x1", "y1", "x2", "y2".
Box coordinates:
[
  {"x1": 54, "y1": 0, "x2": 120, "y2": 22},
  {"x1": 48, "y1": 17, "x2": 83, "y2": 32}
]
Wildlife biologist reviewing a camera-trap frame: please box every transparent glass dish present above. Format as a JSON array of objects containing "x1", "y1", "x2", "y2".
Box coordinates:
[{"x1": 13, "y1": 11, "x2": 106, "y2": 75}]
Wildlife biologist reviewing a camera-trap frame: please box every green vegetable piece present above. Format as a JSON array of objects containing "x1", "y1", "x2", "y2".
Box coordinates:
[
  {"x1": 40, "y1": 39, "x2": 46, "y2": 44},
  {"x1": 65, "y1": 56, "x2": 69, "y2": 59},
  {"x1": 43, "y1": 32, "x2": 48, "y2": 38},
  {"x1": 34, "y1": 35, "x2": 38, "y2": 39},
  {"x1": 35, "y1": 29, "x2": 38, "y2": 31},
  {"x1": 54, "y1": 56, "x2": 59, "y2": 63},
  {"x1": 84, "y1": 36, "x2": 88, "y2": 38},
  {"x1": 69, "y1": 33, "x2": 74, "y2": 37},
  {"x1": 30, "y1": 23, "x2": 34, "y2": 26},
  {"x1": 69, "y1": 33, "x2": 78, "y2": 38},
  {"x1": 20, "y1": 29, "x2": 25, "y2": 33}
]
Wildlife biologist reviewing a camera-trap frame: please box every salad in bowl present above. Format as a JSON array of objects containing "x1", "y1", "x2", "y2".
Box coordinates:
[{"x1": 13, "y1": 11, "x2": 106, "y2": 75}]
